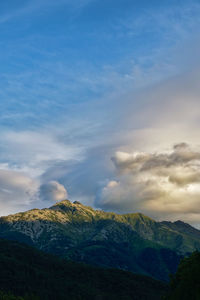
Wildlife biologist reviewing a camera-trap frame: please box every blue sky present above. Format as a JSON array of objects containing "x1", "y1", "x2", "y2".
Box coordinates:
[
  {"x1": 1, "y1": 0, "x2": 200, "y2": 225},
  {"x1": 0, "y1": 0, "x2": 199, "y2": 129}
]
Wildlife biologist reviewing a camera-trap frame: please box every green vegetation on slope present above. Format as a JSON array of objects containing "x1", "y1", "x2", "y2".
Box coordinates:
[
  {"x1": 1, "y1": 200, "x2": 199, "y2": 255},
  {"x1": 0, "y1": 200, "x2": 190, "y2": 281},
  {"x1": 0, "y1": 239, "x2": 167, "y2": 300},
  {"x1": 65, "y1": 239, "x2": 180, "y2": 281},
  {"x1": 0, "y1": 291, "x2": 39, "y2": 300}
]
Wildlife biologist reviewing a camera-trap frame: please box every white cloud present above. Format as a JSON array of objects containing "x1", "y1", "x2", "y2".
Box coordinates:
[
  {"x1": 0, "y1": 129, "x2": 83, "y2": 177},
  {"x1": 0, "y1": 169, "x2": 68, "y2": 215},
  {"x1": 1, "y1": 1, "x2": 200, "y2": 225},
  {"x1": 0, "y1": 169, "x2": 39, "y2": 215},
  {"x1": 39, "y1": 181, "x2": 68, "y2": 202},
  {"x1": 0, "y1": 129, "x2": 78, "y2": 214},
  {"x1": 96, "y1": 143, "x2": 200, "y2": 225}
]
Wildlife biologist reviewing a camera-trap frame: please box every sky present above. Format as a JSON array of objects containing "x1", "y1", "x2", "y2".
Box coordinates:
[{"x1": 1, "y1": 0, "x2": 200, "y2": 226}]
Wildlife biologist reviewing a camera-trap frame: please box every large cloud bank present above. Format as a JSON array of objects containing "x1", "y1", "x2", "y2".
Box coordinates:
[{"x1": 96, "y1": 143, "x2": 200, "y2": 224}]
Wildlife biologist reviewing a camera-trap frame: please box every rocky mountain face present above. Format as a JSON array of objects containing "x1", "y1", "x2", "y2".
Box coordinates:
[{"x1": 0, "y1": 200, "x2": 199, "y2": 281}]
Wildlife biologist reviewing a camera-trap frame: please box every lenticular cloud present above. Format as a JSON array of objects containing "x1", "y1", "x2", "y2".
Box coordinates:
[{"x1": 39, "y1": 181, "x2": 68, "y2": 202}]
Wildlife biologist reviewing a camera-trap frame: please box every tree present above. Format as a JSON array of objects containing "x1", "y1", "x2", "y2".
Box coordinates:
[{"x1": 165, "y1": 251, "x2": 200, "y2": 300}]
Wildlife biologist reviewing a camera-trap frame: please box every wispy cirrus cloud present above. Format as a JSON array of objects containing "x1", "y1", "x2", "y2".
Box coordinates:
[
  {"x1": 0, "y1": 0, "x2": 93, "y2": 25},
  {"x1": 0, "y1": 129, "x2": 85, "y2": 176}
]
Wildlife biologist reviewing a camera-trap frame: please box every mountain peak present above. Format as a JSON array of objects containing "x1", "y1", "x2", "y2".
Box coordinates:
[
  {"x1": 73, "y1": 201, "x2": 82, "y2": 205},
  {"x1": 51, "y1": 199, "x2": 70, "y2": 206},
  {"x1": 50, "y1": 200, "x2": 84, "y2": 209},
  {"x1": 50, "y1": 199, "x2": 76, "y2": 212},
  {"x1": 49, "y1": 199, "x2": 96, "y2": 218}
]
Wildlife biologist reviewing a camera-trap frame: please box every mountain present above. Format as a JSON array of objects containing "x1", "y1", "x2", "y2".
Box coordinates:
[
  {"x1": 0, "y1": 200, "x2": 199, "y2": 281},
  {"x1": 0, "y1": 238, "x2": 167, "y2": 300}
]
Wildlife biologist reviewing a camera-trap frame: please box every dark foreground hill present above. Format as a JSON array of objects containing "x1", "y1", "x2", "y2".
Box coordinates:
[
  {"x1": 0, "y1": 200, "x2": 198, "y2": 281},
  {"x1": 0, "y1": 239, "x2": 167, "y2": 300},
  {"x1": 165, "y1": 251, "x2": 200, "y2": 299}
]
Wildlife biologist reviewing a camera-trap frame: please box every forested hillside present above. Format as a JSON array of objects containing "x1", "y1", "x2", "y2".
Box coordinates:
[{"x1": 0, "y1": 239, "x2": 167, "y2": 300}]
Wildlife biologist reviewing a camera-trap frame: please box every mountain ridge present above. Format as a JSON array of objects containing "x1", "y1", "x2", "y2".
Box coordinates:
[
  {"x1": 1, "y1": 199, "x2": 199, "y2": 254},
  {"x1": 0, "y1": 199, "x2": 199, "y2": 281}
]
